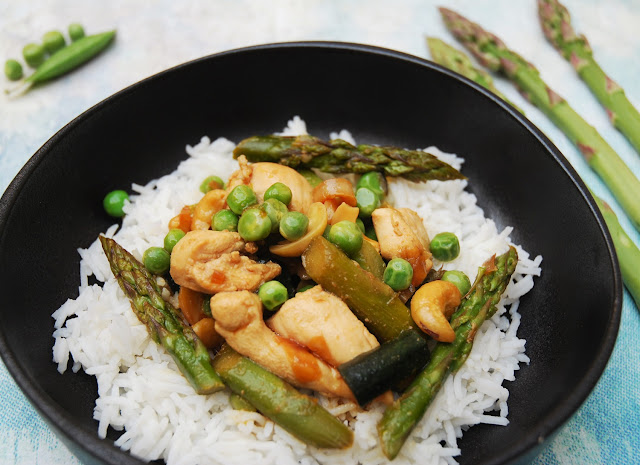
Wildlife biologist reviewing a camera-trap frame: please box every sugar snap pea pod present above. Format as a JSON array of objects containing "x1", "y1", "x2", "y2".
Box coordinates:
[
  {"x1": 100, "y1": 236, "x2": 225, "y2": 395},
  {"x1": 212, "y1": 344, "x2": 354, "y2": 449},
  {"x1": 378, "y1": 247, "x2": 518, "y2": 459},
  {"x1": 6, "y1": 30, "x2": 116, "y2": 97}
]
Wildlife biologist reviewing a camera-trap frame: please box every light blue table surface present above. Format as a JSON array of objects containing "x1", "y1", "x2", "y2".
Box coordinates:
[{"x1": 1, "y1": 1, "x2": 639, "y2": 464}]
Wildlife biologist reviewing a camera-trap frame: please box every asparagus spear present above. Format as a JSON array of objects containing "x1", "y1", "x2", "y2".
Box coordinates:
[
  {"x1": 212, "y1": 344, "x2": 354, "y2": 449},
  {"x1": 538, "y1": 0, "x2": 640, "y2": 154},
  {"x1": 233, "y1": 134, "x2": 465, "y2": 183},
  {"x1": 425, "y1": 34, "x2": 640, "y2": 308},
  {"x1": 439, "y1": 7, "x2": 640, "y2": 232},
  {"x1": 426, "y1": 37, "x2": 522, "y2": 112},
  {"x1": 378, "y1": 247, "x2": 518, "y2": 459},
  {"x1": 590, "y1": 193, "x2": 640, "y2": 307},
  {"x1": 99, "y1": 236, "x2": 225, "y2": 394}
]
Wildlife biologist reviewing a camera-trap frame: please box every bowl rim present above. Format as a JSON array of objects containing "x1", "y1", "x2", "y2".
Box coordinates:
[{"x1": 0, "y1": 40, "x2": 623, "y2": 465}]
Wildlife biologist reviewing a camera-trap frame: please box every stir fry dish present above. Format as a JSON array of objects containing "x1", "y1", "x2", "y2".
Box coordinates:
[{"x1": 99, "y1": 134, "x2": 518, "y2": 459}]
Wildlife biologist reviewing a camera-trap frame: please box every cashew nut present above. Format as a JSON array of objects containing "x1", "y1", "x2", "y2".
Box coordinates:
[{"x1": 410, "y1": 280, "x2": 461, "y2": 342}]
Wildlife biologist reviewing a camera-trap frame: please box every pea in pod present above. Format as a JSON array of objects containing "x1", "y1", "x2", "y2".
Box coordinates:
[{"x1": 6, "y1": 30, "x2": 116, "y2": 97}]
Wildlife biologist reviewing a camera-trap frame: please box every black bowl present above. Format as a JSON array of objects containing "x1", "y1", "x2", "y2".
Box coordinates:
[{"x1": 0, "y1": 42, "x2": 622, "y2": 465}]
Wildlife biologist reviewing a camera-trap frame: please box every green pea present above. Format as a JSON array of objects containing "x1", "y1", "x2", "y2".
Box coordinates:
[
  {"x1": 299, "y1": 169, "x2": 322, "y2": 188},
  {"x1": 199, "y1": 175, "x2": 224, "y2": 193},
  {"x1": 356, "y1": 187, "x2": 380, "y2": 217},
  {"x1": 356, "y1": 172, "x2": 386, "y2": 197},
  {"x1": 143, "y1": 247, "x2": 170, "y2": 275},
  {"x1": 68, "y1": 23, "x2": 85, "y2": 42},
  {"x1": 383, "y1": 258, "x2": 414, "y2": 291},
  {"x1": 42, "y1": 30, "x2": 66, "y2": 54},
  {"x1": 328, "y1": 220, "x2": 363, "y2": 257},
  {"x1": 212, "y1": 210, "x2": 239, "y2": 232},
  {"x1": 365, "y1": 224, "x2": 378, "y2": 241},
  {"x1": 260, "y1": 198, "x2": 288, "y2": 232},
  {"x1": 355, "y1": 218, "x2": 365, "y2": 233},
  {"x1": 202, "y1": 297, "x2": 212, "y2": 317},
  {"x1": 258, "y1": 280, "x2": 288, "y2": 310},
  {"x1": 102, "y1": 189, "x2": 129, "y2": 217},
  {"x1": 227, "y1": 185, "x2": 257, "y2": 215},
  {"x1": 442, "y1": 270, "x2": 471, "y2": 296},
  {"x1": 4, "y1": 59, "x2": 23, "y2": 81},
  {"x1": 22, "y1": 43, "x2": 46, "y2": 68},
  {"x1": 238, "y1": 208, "x2": 272, "y2": 242},
  {"x1": 279, "y1": 211, "x2": 309, "y2": 241},
  {"x1": 430, "y1": 232, "x2": 461, "y2": 262},
  {"x1": 164, "y1": 229, "x2": 186, "y2": 253},
  {"x1": 323, "y1": 224, "x2": 332, "y2": 239},
  {"x1": 264, "y1": 182, "x2": 293, "y2": 206}
]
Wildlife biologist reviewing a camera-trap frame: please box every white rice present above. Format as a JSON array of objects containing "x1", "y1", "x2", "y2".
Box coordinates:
[{"x1": 52, "y1": 116, "x2": 542, "y2": 465}]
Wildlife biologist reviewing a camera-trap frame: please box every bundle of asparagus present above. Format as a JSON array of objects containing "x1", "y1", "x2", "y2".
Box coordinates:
[
  {"x1": 439, "y1": 7, "x2": 640, "y2": 233},
  {"x1": 426, "y1": 37, "x2": 640, "y2": 308}
]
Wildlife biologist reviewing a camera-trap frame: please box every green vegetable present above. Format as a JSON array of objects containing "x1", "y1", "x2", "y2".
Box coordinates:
[
  {"x1": 264, "y1": 182, "x2": 293, "y2": 205},
  {"x1": 42, "y1": 30, "x2": 66, "y2": 54},
  {"x1": 229, "y1": 392, "x2": 257, "y2": 412},
  {"x1": 383, "y1": 258, "x2": 414, "y2": 291},
  {"x1": 237, "y1": 207, "x2": 271, "y2": 242},
  {"x1": 322, "y1": 224, "x2": 332, "y2": 239},
  {"x1": 355, "y1": 218, "x2": 365, "y2": 233},
  {"x1": 352, "y1": 239, "x2": 386, "y2": 280},
  {"x1": 327, "y1": 220, "x2": 363, "y2": 257},
  {"x1": 258, "y1": 280, "x2": 288, "y2": 310},
  {"x1": 356, "y1": 187, "x2": 381, "y2": 217},
  {"x1": 102, "y1": 189, "x2": 129, "y2": 217},
  {"x1": 441, "y1": 270, "x2": 471, "y2": 296},
  {"x1": 378, "y1": 247, "x2": 518, "y2": 459},
  {"x1": 233, "y1": 135, "x2": 465, "y2": 183},
  {"x1": 22, "y1": 43, "x2": 46, "y2": 68},
  {"x1": 430, "y1": 232, "x2": 460, "y2": 261},
  {"x1": 8, "y1": 30, "x2": 116, "y2": 97},
  {"x1": 199, "y1": 175, "x2": 224, "y2": 193},
  {"x1": 298, "y1": 169, "x2": 323, "y2": 187},
  {"x1": 163, "y1": 229, "x2": 186, "y2": 253},
  {"x1": 356, "y1": 172, "x2": 387, "y2": 197},
  {"x1": 440, "y1": 7, "x2": 640, "y2": 232},
  {"x1": 260, "y1": 198, "x2": 288, "y2": 232},
  {"x1": 4, "y1": 59, "x2": 23, "y2": 81},
  {"x1": 279, "y1": 211, "x2": 309, "y2": 241},
  {"x1": 591, "y1": 192, "x2": 640, "y2": 307},
  {"x1": 302, "y1": 236, "x2": 419, "y2": 342},
  {"x1": 426, "y1": 37, "x2": 522, "y2": 112},
  {"x1": 68, "y1": 23, "x2": 85, "y2": 41},
  {"x1": 212, "y1": 209, "x2": 239, "y2": 232},
  {"x1": 142, "y1": 246, "x2": 170, "y2": 275},
  {"x1": 365, "y1": 224, "x2": 378, "y2": 241},
  {"x1": 339, "y1": 329, "x2": 430, "y2": 406},
  {"x1": 100, "y1": 236, "x2": 225, "y2": 394},
  {"x1": 538, "y1": 0, "x2": 640, "y2": 154},
  {"x1": 212, "y1": 345, "x2": 353, "y2": 449},
  {"x1": 297, "y1": 284, "x2": 315, "y2": 293},
  {"x1": 227, "y1": 184, "x2": 257, "y2": 214}
]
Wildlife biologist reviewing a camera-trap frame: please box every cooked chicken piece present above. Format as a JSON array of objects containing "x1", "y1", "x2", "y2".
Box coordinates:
[
  {"x1": 226, "y1": 155, "x2": 253, "y2": 192},
  {"x1": 267, "y1": 285, "x2": 379, "y2": 366},
  {"x1": 211, "y1": 291, "x2": 354, "y2": 400},
  {"x1": 226, "y1": 156, "x2": 313, "y2": 213},
  {"x1": 371, "y1": 207, "x2": 433, "y2": 287},
  {"x1": 251, "y1": 163, "x2": 313, "y2": 214},
  {"x1": 170, "y1": 230, "x2": 280, "y2": 293}
]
